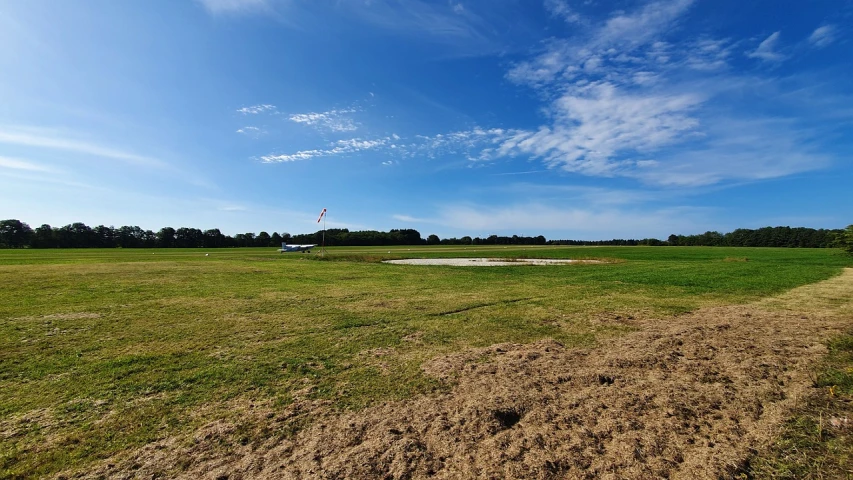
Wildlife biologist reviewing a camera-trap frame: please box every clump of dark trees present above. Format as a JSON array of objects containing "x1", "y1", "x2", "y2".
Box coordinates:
[{"x1": 0, "y1": 219, "x2": 851, "y2": 252}]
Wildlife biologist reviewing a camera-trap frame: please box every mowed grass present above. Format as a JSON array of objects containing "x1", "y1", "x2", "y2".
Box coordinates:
[{"x1": 1, "y1": 246, "x2": 850, "y2": 478}]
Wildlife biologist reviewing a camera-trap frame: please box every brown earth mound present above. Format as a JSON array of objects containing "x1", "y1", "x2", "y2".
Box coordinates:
[{"x1": 78, "y1": 270, "x2": 853, "y2": 480}]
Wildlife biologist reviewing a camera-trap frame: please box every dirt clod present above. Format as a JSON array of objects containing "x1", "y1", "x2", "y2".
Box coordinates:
[{"x1": 493, "y1": 408, "x2": 524, "y2": 430}]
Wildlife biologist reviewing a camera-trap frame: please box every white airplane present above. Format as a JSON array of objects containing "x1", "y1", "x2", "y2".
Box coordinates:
[{"x1": 278, "y1": 242, "x2": 316, "y2": 253}]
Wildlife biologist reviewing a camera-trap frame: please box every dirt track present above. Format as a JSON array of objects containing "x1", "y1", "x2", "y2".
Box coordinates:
[{"x1": 81, "y1": 269, "x2": 853, "y2": 480}]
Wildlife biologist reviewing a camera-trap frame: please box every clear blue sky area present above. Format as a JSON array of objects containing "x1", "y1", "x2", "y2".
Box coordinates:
[{"x1": 1, "y1": 0, "x2": 851, "y2": 240}]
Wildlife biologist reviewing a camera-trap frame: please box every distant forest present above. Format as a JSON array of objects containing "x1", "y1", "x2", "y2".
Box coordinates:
[{"x1": 1, "y1": 219, "x2": 851, "y2": 250}]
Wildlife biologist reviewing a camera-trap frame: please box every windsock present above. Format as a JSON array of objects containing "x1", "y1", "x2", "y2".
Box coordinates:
[{"x1": 317, "y1": 208, "x2": 327, "y2": 223}]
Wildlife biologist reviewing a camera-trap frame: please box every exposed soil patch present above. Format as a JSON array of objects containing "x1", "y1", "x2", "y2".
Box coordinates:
[
  {"x1": 384, "y1": 258, "x2": 603, "y2": 266},
  {"x1": 74, "y1": 270, "x2": 853, "y2": 480}
]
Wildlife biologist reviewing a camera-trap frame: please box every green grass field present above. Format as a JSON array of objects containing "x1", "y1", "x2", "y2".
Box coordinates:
[{"x1": 1, "y1": 246, "x2": 851, "y2": 478}]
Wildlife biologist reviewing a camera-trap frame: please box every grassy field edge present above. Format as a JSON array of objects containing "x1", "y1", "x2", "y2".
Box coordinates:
[{"x1": 747, "y1": 331, "x2": 853, "y2": 479}]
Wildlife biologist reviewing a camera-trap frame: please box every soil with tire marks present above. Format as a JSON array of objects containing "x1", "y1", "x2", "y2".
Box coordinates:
[{"x1": 78, "y1": 270, "x2": 853, "y2": 480}]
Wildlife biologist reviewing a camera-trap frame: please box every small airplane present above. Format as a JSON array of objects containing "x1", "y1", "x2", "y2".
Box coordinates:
[{"x1": 278, "y1": 242, "x2": 316, "y2": 253}]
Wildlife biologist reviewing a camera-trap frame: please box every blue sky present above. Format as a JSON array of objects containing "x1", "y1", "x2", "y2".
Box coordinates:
[{"x1": 1, "y1": 0, "x2": 851, "y2": 240}]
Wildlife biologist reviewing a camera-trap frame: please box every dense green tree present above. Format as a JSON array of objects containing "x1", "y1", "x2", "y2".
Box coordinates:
[
  {"x1": 388, "y1": 229, "x2": 422, "y2": 245},
  {"x1": 0, "y1": 219, "x2": 33, "y2": 248},
  {"x1": 175, "y1": 227, "x2": 203, "y2": 248},
  {"x1": 117, "y1": 226, "x2": 135, "y2": 248},
  {"x1": 841, "y1": 225, "x2": 853, "y2": 254},
  {"x1": 32, "y1": 224, "x2": 55, "y2": 248},
  {"x1": 54, "y1": 225, "x2": 73, "y2": 248},
  {"x1": 55, "y1": 223, "x2": 95, "y2": 248},
  {"x1": 241, "y1": 233, "x2": 255, "y2": 247},
  {"x1": 203, "y1": 229, "x2": 224, "y2": 248},
  {"x1": 256, "y1": 231, "x2": 271, "y2": 247},
  {"x1": 141, "y1": 230, "x2": 157, "y2": 247},
  {"x1": 116, "y1": 226, "x2": 145, "y2": 248},
  {"x1": 93, "y1": 225, "x2": 116, "y2": 248},
  {"x1": 426, "y1": 234, "x2": 440, "y2": 245},
  {"x1": 157, "y1": 227, "x2": 176, "y2": 248}
]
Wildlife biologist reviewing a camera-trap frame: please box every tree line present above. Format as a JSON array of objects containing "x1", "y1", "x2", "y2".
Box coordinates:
[
  {"x1": 0, "y1": 219, "x2": 851, "y2": 252},
  {"x1": 0, "y1": 220, "x2": 286, "y2": 249},
  {"x1": 665, "y1": 226, "x2": 843, "y2": 248}
]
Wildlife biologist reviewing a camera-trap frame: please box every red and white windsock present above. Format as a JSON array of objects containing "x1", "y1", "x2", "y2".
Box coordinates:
[{"x1": 317, "y1": 208, "x2": 327, "y2": 223}]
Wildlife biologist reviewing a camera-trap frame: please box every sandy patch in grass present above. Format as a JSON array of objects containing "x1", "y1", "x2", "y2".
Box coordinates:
[
  {"x1": 74, "y1": 269, "x2": 853, "y2": 480},
  {"x1": 384, "y1": 258, "x2": 602, "y2": 266}
]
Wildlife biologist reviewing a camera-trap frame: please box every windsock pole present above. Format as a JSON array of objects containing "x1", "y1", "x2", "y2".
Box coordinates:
[{"x1": 317, "y1": 208, "x2": 327, "y2": 256}]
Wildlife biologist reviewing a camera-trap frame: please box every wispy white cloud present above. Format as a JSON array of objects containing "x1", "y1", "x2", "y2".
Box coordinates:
[
  {"x1": 407, "y1": 127, "x2": 511, "y2": 160},
  {"x1": 685, "y1": 37, "x2": 735, "y2": 71},
  {"x1": 747, "y1": 31, "x2": 785, "y2": 62},
  {"x1": 196, "y1": 0, "x2": 269, "y2": 15},
  {"x1": 261, "y1": 137, "x2": 389, "y2": 163},
  {"x1": 544, "y1": 0, "x2": 581, "y2": 24},
  {"x1": 629, "y1": 116, "x2": 829, "y2": 186},
  {"x1": 288, "y1": 109, "x2": 358, "y2": 132},
  {"x1": 597, "y1": 0, "x2": 694, "y2": 47},
  {"x1": 0, "y1": 126, "x2": 169, "y2": 169},
  {"x1": 495, "y1": 83, "x2": 703, "y2": 176},
  {"x1": 237, "y1": 104, "x2": 276, "y2": 114},
  {"x1": 0, "y1": 156, "x2": 54, "y2": 173},
  {"x1": 808, "y1": 25, "x2": 838, "y2": 48},
  {"x1": 490, "y1": 170, "x2": 548, "y2": 176},
  {"x1": 343, "y1": 0, "x2": 503, "y2": 55},
  {"x1": 493, "y1": 74, "x2": 830, "y2": 187},
  {"x1": 490, "y1": 1, "x2": 842, "y2": 188},
  {"x1": 262, "y1": 150, "x2": 322, "y2": 163},
  {"x1": 392, "y1": 214, "x2": 428, "y2": 223},
  {"x1": 262, "y1": 126, "x2": 514, "y2": 164},
  {"x1": 507, "y1": 0, "x2": 695, "y2": 87},
  {"x1": 218, "y1": 205, "x2": 247, "y2": 212},
  {"x1": 236, "y1": 126, "x2": 266, "y2": 138},
  {"x1": 0, "y1": 169, "x2": 101, "y2": 192},
  {"x1": 0, "y1": 126, "x2": 218, "y2": 190}
]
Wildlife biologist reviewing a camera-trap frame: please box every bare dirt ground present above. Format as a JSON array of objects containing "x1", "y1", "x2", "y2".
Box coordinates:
[
  {"x1": 383, "y1": 258, "x2": 602, "y2": 266},
  {"x1": 77, "y1": 269, "x2": 853, "y2": 480}
]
